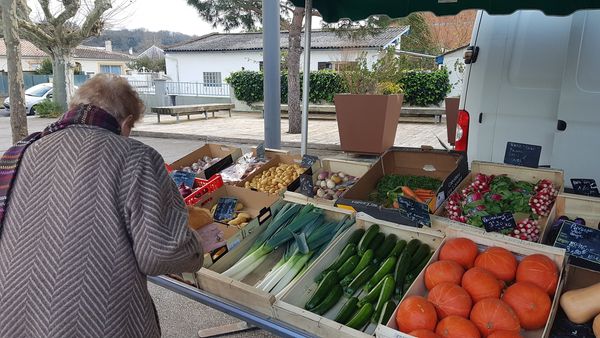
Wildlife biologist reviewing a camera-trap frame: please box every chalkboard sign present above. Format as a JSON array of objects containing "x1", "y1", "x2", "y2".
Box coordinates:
[
  {"x1": 256, "y1": 142, "x2": 266, "y2": 161},
  {"x1": 170, "y1": 170, "x2": 196, "y2": 188},
  {"x1": 482, "y1": 212, "x2": 517, "y2": 233},
  {"x1": 396, "y1": 195, "x2": 431, "y2": 227},
  {"x1": 301, "y1": 154, "x2": 319, "y2": 169},
  {"x1": 213, "y1": 197, "x2": 238, "y2": 222},
  {"x1": 503, "y1": 142, "x2": 542, "y2": 168},
  {"x1": 571, "y1": 178, "x2": 600, "y2": 197},
  {"x1": 554, "y1": 220, "x2": 600, "y2": 270},
  {"x1": 299, "y1": 174, "x2": 315, "y2": 198}
]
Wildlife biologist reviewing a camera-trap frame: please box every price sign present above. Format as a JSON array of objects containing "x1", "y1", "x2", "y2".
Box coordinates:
[
  {"x1": 571, "y1": 178, "x2": 600, "y2": 197},
  {"x1": 170, "y1": 170, "x2": 196, "y2": 188},
  {"x1": 396, "y1": 195, "x2": 431, "y2": 227},
  {"x1": 482, "y1": 212, "x2": 517, "y2": 233},
  {"x1": 503, "y1": 142, "x2": 542, "y2": 168},
  {"x1": 213, "y1": 197, "x2": 238, "y2": 222},
  {"x1": 300, "y1": 154, "x2": 319, "y2": 169},
  {"x1": 299, "y1": 174, "x2": 315, "y2": 198},
  {"x1": 554, "y1": 220, "x2": 600, "y2": 271},
  {"x1": 256, "y1": 142, "x2": 266, "y2": 161}
]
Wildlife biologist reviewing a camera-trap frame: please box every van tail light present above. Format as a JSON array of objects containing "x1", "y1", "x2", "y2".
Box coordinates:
[{"x1": 455, "y1": 110, "x2": 470, "y2": 151}]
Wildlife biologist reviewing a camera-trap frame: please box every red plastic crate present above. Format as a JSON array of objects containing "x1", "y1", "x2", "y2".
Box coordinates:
[{"x1": 183, "y1": 174, "x2": 224, "y2": 206}]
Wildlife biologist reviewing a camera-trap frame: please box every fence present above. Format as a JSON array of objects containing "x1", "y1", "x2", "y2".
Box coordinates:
[
  {"x1": 127, "y1": 80, "x2": 230, "y2": 97},
  {"x1": 0, "y1": 73, "x2": 90, "y2": 96}
]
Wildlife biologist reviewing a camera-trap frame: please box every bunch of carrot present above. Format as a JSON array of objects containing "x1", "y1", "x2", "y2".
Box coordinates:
[{"x1": 400, "y1": 186, "x2": 435, "y2": 204}]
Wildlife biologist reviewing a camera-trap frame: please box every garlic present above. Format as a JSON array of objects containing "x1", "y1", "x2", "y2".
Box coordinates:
[
  {"x1": 326, "y1": 179, "x2": 335, "y2": 189},
  {"x1": 320, "y1": 180, "x2": 327, "y2": 188}
]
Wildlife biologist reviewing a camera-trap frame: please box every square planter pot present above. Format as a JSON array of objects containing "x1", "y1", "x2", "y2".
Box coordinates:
[{"x1": 334, "y1": 94, "x2": 403, "y2": 155}]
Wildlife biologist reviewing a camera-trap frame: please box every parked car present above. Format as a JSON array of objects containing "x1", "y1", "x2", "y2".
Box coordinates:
[{"x1": 4, "y1": 83, "x2": 54, "y2": 115}]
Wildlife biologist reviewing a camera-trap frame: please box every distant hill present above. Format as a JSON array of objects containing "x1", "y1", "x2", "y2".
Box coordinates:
[{"x1": 83, "y1": 29, "x2": 195, "y2": 54}]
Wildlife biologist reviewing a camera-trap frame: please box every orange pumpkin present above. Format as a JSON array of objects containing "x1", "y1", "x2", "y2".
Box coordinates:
[
  {"x1": 502, "y1": 282, "x2": 551, "y2": 330},
  {"x1": 409, "y1": 329, "x2": 442, "y2": 338},
  {"x1": 397, "y1": 296, "x2": 438, "y2": 333},
  {"x1": 425, "y1": 260, "x2": 465, "y2": 290},
  {"x1": 474, "y1": 247, "x2": 517, "y2": 282},
  {"x1": 436, "y1": 315, "x2": 481, "y2": 338},
  {"x1": 439, "y1": 237, "x2": 479, "y2": 269},
  {"x1": 487, "y1": 330, "x2": 524, "y2": 338},
  {"x1": 516, "y1": 254, "x2": 559, "y2": 295},
  {"x1": 428, "y1": 282, "x2": 473, "y2": 319},
  {"x1": 462, "y1": 267, "x2": 503, "y2": 302},
  {"x1": 470, "y1": 298, "x2": 521, "y2": 337}
]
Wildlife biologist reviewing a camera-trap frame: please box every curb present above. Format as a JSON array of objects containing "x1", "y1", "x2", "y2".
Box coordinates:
[{"x1": 130, "y1": 130, "x2": 342, "y2": 151}]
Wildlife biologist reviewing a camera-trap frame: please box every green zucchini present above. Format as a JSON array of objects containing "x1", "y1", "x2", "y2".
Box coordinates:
[
  {"x1": 368, "y1": 233, "x2": 386, "y2": 252},
  {"x1": 358, "y1": 273, "x2": 391, "y2": 306},
  {"x1": 311, "y1": 284, "x2": 343, "y2": 315},
  {"x1": 306, "y1": 270, "x2": 338, "y2": 310},
  {"x1": 393, "y1": 250, "x2": 413, "y2": 297},
  {"x1": 334, "y1": 297, "x2": 359, "y2": 324},
  {"x1": 377, "y1": 300, "x2": 397, "y2": 325},
  {"x1": 345, "y1": 265, "x2": 378, "y2": 296},
  {"x1": 372, "y1": 276, "x2": 395, "y2": 322},
  {"x1": 336, "y1": 255, "x2": 360, "y2": 279},
  {"x1": 346, "y1": 229, "x2": 366, "y2": 246},
  {"x1": 341, "y1": 249, "x2": 374, "y2": 286},
  {"x1": 346, "y1": 303, "x2": 374, "y2": 330},
  {"x1": 358, "y1": 224, "x2": 379, "y2": 255},
  {"x1": 374, "y1": 234, "x2": 398, "y2": 263},
  {"x1": 316, "y1": 243, "x2": 357, "y2": 282},
  {"x1": 387, "y1": 239, "x2": 407, "y2": 259},
  {"x1": 365, "y1": 256, "x2": 397, "y2": 292},
  {"x1": 404, "y1": 238, "x2": 422, "y2": 257},
  {"x1": 406, "y1": 252, "x2": 434, "y2": 284},
  {"x1": 408, "y1": 243, "x2": 431, "y2": 270}
]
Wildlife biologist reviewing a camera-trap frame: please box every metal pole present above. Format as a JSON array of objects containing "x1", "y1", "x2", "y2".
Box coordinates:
[
  {"x1": 262, "y1": 0, "x2": 281, "y2": 149},
  {"x1": 300, "y1": 0, "x2": 312, "y2": 156}
]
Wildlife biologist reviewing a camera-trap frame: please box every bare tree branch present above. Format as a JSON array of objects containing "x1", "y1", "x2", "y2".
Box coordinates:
[
  {"x1": 54, "y1": 0, "x2": 81, "y2": 26},
  {"x1": 38, "y1": 0, "x2": 54, "y2": 21}
]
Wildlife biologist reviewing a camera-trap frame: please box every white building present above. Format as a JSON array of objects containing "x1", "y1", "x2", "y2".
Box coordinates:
[
  {"x1": 164, "y1": 28, "x2": 409, "y2": 84},
  {"x1": 437, "y1": 45, "x2": 468, "y2": 98}
]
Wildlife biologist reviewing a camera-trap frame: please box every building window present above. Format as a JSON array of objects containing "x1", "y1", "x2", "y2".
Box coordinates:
[
  {"x1": 318, "y1": 62, "x2": 333, "y2": 70},
  {"x1": 333, "y1": 61, "x2": 358, "y2": 71},
  {"x1": 203, "y1": 72, "x2": 222, "y2": 87},
  {"x1": 100, "y1": 65, "x2": 122, "y2": 75}
]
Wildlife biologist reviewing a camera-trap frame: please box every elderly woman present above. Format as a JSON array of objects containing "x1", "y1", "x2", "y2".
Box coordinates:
[{"x1": 0, "y1": 74, "x2": 204, "y2": 337}]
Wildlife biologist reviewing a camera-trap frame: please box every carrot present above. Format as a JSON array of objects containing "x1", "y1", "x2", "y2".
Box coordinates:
[{"x1": 401, "y1": 186, "x2": 425, "y2": 203}]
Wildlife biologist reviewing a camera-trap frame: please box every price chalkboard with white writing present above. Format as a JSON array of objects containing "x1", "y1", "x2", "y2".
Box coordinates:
[
  {"x1": 571, "y1": 178, "x2": 600, "y2": 197},
  {"x1": 482, "y1": 212, "x2": 517, "y2": 233},
  {"x1": 554, "y1": 220, "x2": 600, "y2": 271},
  {"x1": 503, "y1": 142, "x2": 542, "y2": 168}
]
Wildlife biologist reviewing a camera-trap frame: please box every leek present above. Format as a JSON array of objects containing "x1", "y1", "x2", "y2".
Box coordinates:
[{"x1": 270, "y1": 253, "x2": 313, "y2": 294}]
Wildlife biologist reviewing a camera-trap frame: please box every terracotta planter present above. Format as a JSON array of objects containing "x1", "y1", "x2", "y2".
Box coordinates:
[
  {"x1": 334, "y1": 94, "x2": 403, "y2": 155},
  {"x1": 445, "y1": 97, "x2": 460, "y2": 145}
]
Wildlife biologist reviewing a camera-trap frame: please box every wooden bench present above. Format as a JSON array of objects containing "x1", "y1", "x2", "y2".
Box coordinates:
[{"x1": 151, "y1": 104, "x2": 235, "y2": 123}]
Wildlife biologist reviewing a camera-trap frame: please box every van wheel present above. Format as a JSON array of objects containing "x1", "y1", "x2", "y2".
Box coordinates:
[{"x1": 29, "y1": 106, "x2": 37, "y2": 116}]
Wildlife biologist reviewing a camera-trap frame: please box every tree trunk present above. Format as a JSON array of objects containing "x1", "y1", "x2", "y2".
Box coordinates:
[
  {"x1": 50, "y1": 50, "x2": 73, "y2": 111},
  {"x1": 1, "y1": 0, "x2": 28, "y2": 143},
  {"x1": 287, "y1": 7, "x2": 304, "y2": 134}
]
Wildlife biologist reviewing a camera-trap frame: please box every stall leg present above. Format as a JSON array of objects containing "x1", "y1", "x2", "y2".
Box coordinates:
[{"x1": 197, "y1": 321, "x2": 257, "y2": 337}]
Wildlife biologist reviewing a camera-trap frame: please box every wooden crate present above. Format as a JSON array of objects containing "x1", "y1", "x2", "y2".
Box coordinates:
[
  {"x1": 435, "y1": 161, "x2": 564, "y2": 243},
  {"x1": 170, "y1": 143, "x2": 243, "y2": 179},
  {"x1": 194, "y1": 200, "x2": 354, "y2": 316},
  {"x1": 285, "y1": 158, "x2": 372, "y2": 208},
  {"x1": 376, "y1": 221, "x2": 567, "y2": 338},
  {"x1": 274, "y1": 213, "x2": 445, "y2": 338}
]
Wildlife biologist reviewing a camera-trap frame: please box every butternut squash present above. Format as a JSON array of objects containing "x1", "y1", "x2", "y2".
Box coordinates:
[
  {"x1": 560, "y1": 282, "x2": 600, "y2": 324},
  {"x1": 593, "y1": 313, "x2": 600, "y2": 338}
]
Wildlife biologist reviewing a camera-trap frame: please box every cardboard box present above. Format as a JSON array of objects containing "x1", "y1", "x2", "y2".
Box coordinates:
[
  {"x1": 435, "y1": 161, "x2": 564, "y2": 243},
  {"x1": 336, "y1": 147, "x2": 469, "y2": 227},
  {"x1": 238, "y1": 154, "x2": 317, "y2": 195},
  {"x1": 170, "y1": 143, "x2": 243, "y2": 179},
  {"x1": 274, "y1": 212, "x2": 444, "y2": 338},
  {"x1": 376, "y1": 222, "x2": 567, "y2": 338},
  {"x1": 285, "y1": 158, "x2": 372, "y2": 208}
]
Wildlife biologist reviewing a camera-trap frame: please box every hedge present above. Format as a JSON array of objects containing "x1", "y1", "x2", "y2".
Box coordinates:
[{"x1": 399, "y1": 69, "x2": 451, "y2": 106}]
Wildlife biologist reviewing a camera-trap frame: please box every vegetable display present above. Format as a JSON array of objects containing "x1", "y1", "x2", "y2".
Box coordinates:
[
  {"x1": 445, "y1": 174, "x2": 559, "y2": 242},
  {"x1": 303, "y1": 225, "x2": 432, "y2": 333},
  {"x1": 370, "y1": 174, "x2": 442, "y2": 208},
  {"x1": 182, "y1": 156, "x2": 222, "y2": 174},
  {"x1": 395, "y1": 237, "x2": 560, "y2": 337},
  {"x1": 222, "y1": 203, "x2": 355, "y2": 295},
  {"x1": 244, "y1": 163, "x2": 306, "y2": 194},
  {"x1": 313, "y1": 170, "x2": 359, "y2": 201}
]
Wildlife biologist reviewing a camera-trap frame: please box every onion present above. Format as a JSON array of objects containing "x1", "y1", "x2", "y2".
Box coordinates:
[
  {"x1": 338, "y1": 172, "x2": 346, "y2": 178},
  {"x1": 320, "y1": 180, "x2": 327, "y2": 188},
  {"x1": 316, "y1": 188, "x2": 326, "y2": 198},
  {"x1": 318, "y1": 171, "x2": 329, "y2": 180},
  {"x1": 326, "y1": 179, "x2": 335, "y2": 189}
]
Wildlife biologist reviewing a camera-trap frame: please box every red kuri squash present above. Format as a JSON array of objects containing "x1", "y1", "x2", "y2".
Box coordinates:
[
  {"x1": 502, "y1": 282, "x2": 551, "y2": 330},
  {"x1": 428, "y1": 282, "x2": 473, "y2": 319},
  {"x1": 425, "y1": 260, "x2": 465, "y2": 290},
  {"x1": 396, "y1": 296, "x2": 438, "y2": 333},
  {"x1": 436, "y1": 315, "x2": 481, "y2": 338},
  {"x1": 470, "y1": 298, "x2": 521, "y2": 337},
  {"x1": 487, "y1": 330, "x2": 524, "y2": 338},
  {"x1": 439, "y1": 237, "x2": 479, "y2": 269},
  {"x1": 409, "y1": 329, "x2": 442, "y2": 338},
  {"x1": 515, "y1": 254, "x2": 559, "y2": 295},
  {"x1": 474, "y1": 247, "x2": 517, "y2": 282},
  {"x1": 462, "y1": 267, "x2": 503, "y2": 302}
]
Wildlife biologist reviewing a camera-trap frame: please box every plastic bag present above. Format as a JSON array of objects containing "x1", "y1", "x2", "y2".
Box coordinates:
[{"x1": 220, "y1": 152, "x2": 267, "y2": 183}]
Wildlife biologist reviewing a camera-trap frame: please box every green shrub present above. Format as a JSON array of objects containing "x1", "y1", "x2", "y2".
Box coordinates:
[
  {"x1": 35, "y1": 99, "x2": 64, "y2": 118},
  {"x1": 308, "y1": 71, "x2": 347, "y2": 103},
  {"x1": 226, "y1": 71, "x2": 264, "y2": 104},
  {"x1": 377, "y1": 82, "x2": 403, "y2": 95},
  {"x1": 399, "y1": 69, "x2": 451, "y2": 106}
]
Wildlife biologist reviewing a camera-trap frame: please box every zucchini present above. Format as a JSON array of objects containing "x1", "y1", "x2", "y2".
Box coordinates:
[
  {"x1": 315, "y1": 243, "x2": 356, "y2": 282},
  {"x1": 334, "y1": 297, "x2": 359, "y2": 324},
  {"x1": 306, "y1": 270, "x2": 339, "y2": 310},
  {"x1": 393, "y1": 250, "x2": 413, "y2": 297},
  {"x1": 404, "y1": 238, "x2": 422, "y2": 257},
  {"x1": 406, "y1": 252, "x2": 434, "y2": 284},
  {"x1": 372, "y1": 276, "x2": 395, "y2": 322},
  {"x1": 346, "y1": 303, "x2": 374, "y2": 330},
  {"x1": 358, "y1": 273, "x2": 391, "y2": 306},
  {"x1": 341, "y1": 249, "x2": 374, "y2": 286},
  {"x1": 408, "y1": 243, "x2": 431, "y2": 270},
  {"x1": 374, "y1": 234, "x2": 398, "y2": 263},
  {"x1": 311, "y1": 284, "x2": 343, "y2": 315},
  {"x1": 345, "y1": 265, "x2": 378, "y2": 296},
  {"x1": 388, "y1": 239, "x2": 407, "y2": 259},
  {"x1": 358, "y1": 224, "x2": 379, "y2": 255},
  {"x1": 365, "y1": 256, "x2": 397, "y2": 292},
  {"x1": 346, "y1": 229, "x2": 366, "y2": 246},
  {"x1": 368, "y1": 233, "x2": 386, "y2": 252},
  {"x1": 377, "y1": 300, "x2": 397, "y2": 325},
  {"x1": 336, "y1": 255, "x2": 360, "y2": 279}
]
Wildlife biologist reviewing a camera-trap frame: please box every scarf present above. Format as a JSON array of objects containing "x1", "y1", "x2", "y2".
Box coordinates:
[{"x1": 0, "y1": 104, "x2": 122, "y2": 228}]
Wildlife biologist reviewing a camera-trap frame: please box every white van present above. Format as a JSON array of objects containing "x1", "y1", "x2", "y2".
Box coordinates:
[{"x1": 457, "y1": 10, "x2": 600, "y2": 188}]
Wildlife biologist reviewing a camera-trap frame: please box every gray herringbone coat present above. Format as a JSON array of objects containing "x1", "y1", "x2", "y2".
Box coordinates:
[{"x1": 0, "y1": 125, "x2": 203, "y2": 338}]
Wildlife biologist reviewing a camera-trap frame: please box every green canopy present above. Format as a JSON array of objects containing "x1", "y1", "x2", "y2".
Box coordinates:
[{"x1": 289, "y1": 0, "x2": 600, "y2": 22}]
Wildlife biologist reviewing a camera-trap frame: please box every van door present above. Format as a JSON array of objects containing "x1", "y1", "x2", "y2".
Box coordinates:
[{"x1": 551, "y1": 10, "x2": 600, "y2": 186}]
